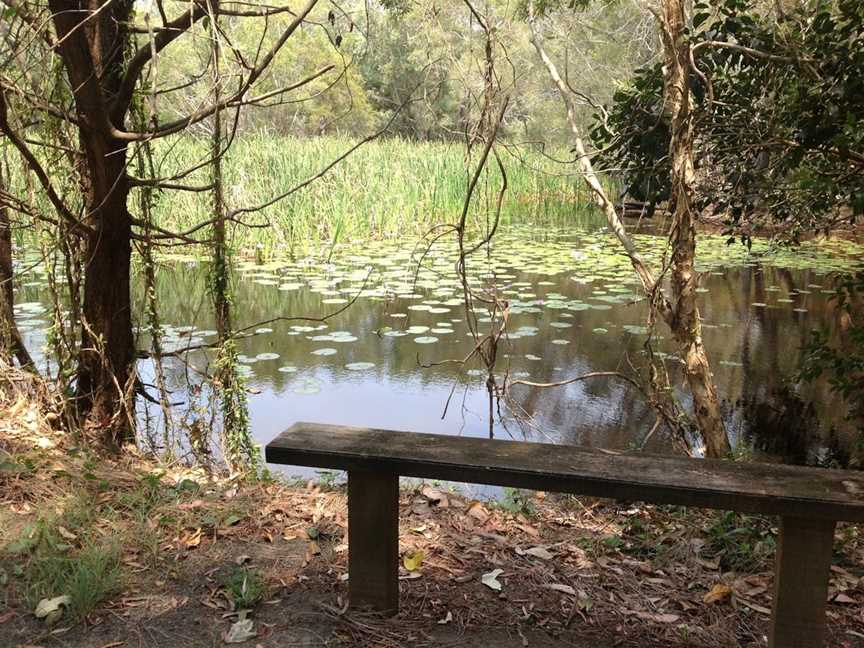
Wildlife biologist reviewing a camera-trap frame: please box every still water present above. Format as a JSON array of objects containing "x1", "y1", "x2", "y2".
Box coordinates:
[{"x1": 13, "y1": 222, "x2": 863, "y2": 474}]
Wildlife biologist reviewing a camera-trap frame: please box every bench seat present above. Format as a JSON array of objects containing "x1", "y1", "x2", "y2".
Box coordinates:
[{"x1": 266, "y1": 422, "x2": 864, "y2": 648}]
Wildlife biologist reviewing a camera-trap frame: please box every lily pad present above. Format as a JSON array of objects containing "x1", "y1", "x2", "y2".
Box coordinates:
[
  {"x1": 345, "y1": 362, "x2": 376, "y2": 371},
  {"x1": 311, "y1": 348, "x2": 337, "y2": 356}
]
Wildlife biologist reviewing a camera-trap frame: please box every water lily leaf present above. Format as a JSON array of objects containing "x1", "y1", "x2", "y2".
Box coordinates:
[
  {"x1": 414, "y1": 336, "x2": 439, "y2": 344},
  {"x1": 311, "y1": 348, "x2": 337, "y2": 356},
  {"x1": 345, "y1": 362, "x2": 375, "y2": 371},
  {"x1": 481, "y1": 569, "x2": 504, "y2": 591}
]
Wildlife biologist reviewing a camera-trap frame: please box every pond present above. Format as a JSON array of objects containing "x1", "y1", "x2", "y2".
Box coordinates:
[{"x1": 12, "y1": 219, "x2": 864, "y2": 478}]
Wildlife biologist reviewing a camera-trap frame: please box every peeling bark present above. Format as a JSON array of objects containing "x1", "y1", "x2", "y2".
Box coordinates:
[
  {"x1": 528, "y1": 1, "x2": 732, "y2": 457},
  {"x1": 656, "y1": 0, "x2": 732, "y2": 458}
]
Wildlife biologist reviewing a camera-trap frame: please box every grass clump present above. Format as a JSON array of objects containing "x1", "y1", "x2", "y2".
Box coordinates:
[
  {"x1": 496, "y1": 487, "x2": 537, "y2": 517},
  {"x1": 2, "y1": 498, "x2": 121, "y2": 622},
  {"x1": 703, "y1": 511, "x2": 775, "y2": 572},
  {"x1": 218, "y1": 565, "x2": 266, "y2": 610}
]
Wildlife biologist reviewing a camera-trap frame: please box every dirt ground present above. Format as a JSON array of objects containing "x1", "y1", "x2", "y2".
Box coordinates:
[{"x1": 1, "y1": 398, "x2": 863, "y2": 648}]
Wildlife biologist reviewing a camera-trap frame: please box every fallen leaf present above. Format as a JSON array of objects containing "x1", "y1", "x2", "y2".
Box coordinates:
[
  {"x1": 738, "y1": 598, "x2": 771, "y2": 615},
  {"x1": 703, "y1": 583, "x2": 733, "y2": 605},
  {"x1": 403, "y1": 551, "x2": 424, "y2": 572},
  {"x1": 545, "y1": 583, "x2": 576, "y2": 596},
  {"x1": 630, "y1": 610, "x2": 679, "y2": 623},
  {"x1": 421, "y1": 486, "x2": 449, "y2": 508},
  {"x1": 516, "y1": 546, "x2": 554, "y2": 560},
  {"x1": 481, "y1": 569, "x2": 504, "y2": 591},
  {"x1": 34, "y1": 595, "x2": 70, "y2": 625},
  {"x1": 223, "y1": 610, "x2": 256, "y2": 643},
  {"x1": 399, "y1": 571, "x2": 422, "y2": 580},
  {"x1": 834, "y1": 593, "x2": 857, "y2": 604},
  {"x1": 466, "y1": 501, "x2": 490, "y2": 523},
  {"x1": 649, "y1": 613, "x2": 679, "y2": 624},
  {"x1": 183, "y1": 528, "x2": 202, "y2": 549},
  {"x1": 57, "y1": 526, "x2": 77, "y2": 541},
  {"x1": 515, "y1": 523, "x2": 539, "y2": 537}
]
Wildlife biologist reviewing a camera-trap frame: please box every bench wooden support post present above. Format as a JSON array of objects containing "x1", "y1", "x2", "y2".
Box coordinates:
[
  {"x1": 348, "y1": 470, "x2": 399, "y2": 614},
  {"x1": 769, "y1": 516, "x2": 836, "y2": 648}
]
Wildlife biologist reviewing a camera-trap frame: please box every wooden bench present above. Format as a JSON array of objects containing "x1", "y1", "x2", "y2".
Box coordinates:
[{"x1": 266, "y1": 422, "x2": 864, "y2": 648}]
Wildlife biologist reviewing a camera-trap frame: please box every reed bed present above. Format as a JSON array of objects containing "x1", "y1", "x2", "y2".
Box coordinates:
[
  {"x1": 8, "y1": 135, "x2": 607, "y2": 253},
  {"x1": 143, "y1": 135, "x2": 602, "y2": 252}
]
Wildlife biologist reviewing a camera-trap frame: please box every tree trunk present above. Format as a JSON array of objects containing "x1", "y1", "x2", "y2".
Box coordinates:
[
  {"x1": 76, "y1": 140, "x2": 135, "y2": 446},
  {"x1": 0, "y1": 152, "x2": 33, "y2": 368},
  {"x1": 528, "y1": 1, "x2": 732, "y2": 457},
  {"x1": 659, "y1": 0, "x2": 732, "y2": 458},
  {"x1": 49, "y1": 1, "x2": 136, "y2": 448}
]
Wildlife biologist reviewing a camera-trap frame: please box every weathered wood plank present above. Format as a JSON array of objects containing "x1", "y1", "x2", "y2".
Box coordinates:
[
  {"x1": 266, "y1": 423, "x2": 864, "y2": 522},
  {"x1": 348, "y1": 470, "x2": 399, "y2": 613},
  {"x1": 769, "y1": 517, "x2": 836, "y2": 648}
]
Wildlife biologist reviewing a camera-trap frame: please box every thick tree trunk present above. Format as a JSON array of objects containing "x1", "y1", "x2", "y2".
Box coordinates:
[
  {"x1": 76, "y1": 145, "x2": 135, "y2": 446},
  {"x1": 49, "y1": 0, "x2": 137, "y2": 448},
  {"x1": 659, "y1": 0, "x2": 732, "y2": 458}
]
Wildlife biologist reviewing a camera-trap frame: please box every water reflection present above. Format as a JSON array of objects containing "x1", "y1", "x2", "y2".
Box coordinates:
[{"x1": 12, "y1": 225, "x2": 860, "y2": 472}]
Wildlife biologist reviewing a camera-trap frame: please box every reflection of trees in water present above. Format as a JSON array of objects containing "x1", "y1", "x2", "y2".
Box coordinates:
[
  {"x1": 714, "y1": 264, "x2": 854, "y2": 466},
  {"x1": 135, "y1": 258, "x2": 855, "y2": 464}
]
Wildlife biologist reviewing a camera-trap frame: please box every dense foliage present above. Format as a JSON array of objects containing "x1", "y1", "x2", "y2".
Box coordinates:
[{"x1": 592, "y1": 0, "x2": 864, "y2": 238}]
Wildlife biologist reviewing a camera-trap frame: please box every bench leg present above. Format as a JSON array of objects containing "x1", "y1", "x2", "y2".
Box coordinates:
[
  {"x1": 769, "y1": 516, "x2": 835, "y2": 648},
  {"x1": 348, "y1": 470, "x2": 399, "y2": 614}
]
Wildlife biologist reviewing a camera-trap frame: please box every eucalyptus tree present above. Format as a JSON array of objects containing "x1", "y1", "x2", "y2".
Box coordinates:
[
  {"x1": 527, "y1": 0, "x2": 733, "y2": 458},
  {"x1": 0, "y1": 0, "x2": 347, "y2": 449}
]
